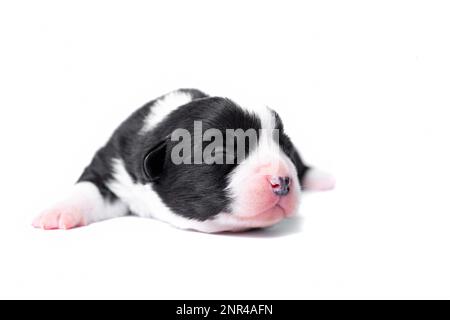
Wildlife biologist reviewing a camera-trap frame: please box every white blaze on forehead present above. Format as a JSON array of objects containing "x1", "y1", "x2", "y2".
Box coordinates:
[
  {"x1": 236, "y1": 101, "x2": 276, "y2": 137},
  {"x1": 256, "y1": 105, "x2": 278, "y2": 152},
  {"x1": 140, "y1": 90, "x2": 194, "y2": 133},
  {"x1": 237, "y1": 102, "x2": 280, "y2": 157}
]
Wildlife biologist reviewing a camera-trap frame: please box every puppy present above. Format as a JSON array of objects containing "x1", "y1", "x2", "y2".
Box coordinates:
[{"x1": 33, "y1": 89, "x2": 334, "y2": 232}]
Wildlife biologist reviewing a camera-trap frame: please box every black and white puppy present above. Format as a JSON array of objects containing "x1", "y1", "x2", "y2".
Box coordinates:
[{"x1": 33, "y1": 89, "x2": 334, "y2": 233}]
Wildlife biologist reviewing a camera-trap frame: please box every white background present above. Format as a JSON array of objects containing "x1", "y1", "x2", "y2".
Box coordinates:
[{"x1": 0, "y1": 0, "x2": 449, "y2": 299}]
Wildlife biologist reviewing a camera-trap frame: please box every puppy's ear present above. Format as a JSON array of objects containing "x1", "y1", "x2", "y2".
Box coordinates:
[{"x1": 143, "y1": 139, "x2": 168, "y2": 182}]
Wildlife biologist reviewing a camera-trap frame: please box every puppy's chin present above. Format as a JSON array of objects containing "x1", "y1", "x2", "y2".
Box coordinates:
[
  {"x1": 235, "y1": 196, "x2": 298, "y2": 226},
  {"x1": 237, "y1": 205, "x2": 286, "y2": 226}
]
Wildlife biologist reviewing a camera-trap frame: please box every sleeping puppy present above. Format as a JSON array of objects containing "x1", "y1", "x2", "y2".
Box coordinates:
[{"x1": 33, "y1": 89, "x2": 334, "y2": 233}]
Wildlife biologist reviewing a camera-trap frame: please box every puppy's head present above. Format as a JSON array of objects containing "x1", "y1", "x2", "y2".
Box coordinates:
[{"x1": 140, "y1": 96, "x2": 333, "y2": 231}]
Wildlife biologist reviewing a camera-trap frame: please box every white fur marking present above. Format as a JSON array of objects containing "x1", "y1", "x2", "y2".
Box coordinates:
[
  {"x1": 140, "y1": 90, "x2": 194, "y2": 133},
  {"x1": 71, "y1": 182, "x2": 128, "y2": 223}
]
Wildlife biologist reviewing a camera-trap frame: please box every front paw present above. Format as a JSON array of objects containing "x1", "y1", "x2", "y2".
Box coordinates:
[{"x1": 33, "y1": 205, "x2": 87, "y2": 230}]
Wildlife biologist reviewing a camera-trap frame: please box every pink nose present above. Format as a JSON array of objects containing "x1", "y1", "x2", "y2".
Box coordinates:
[{"x1": 269, "y1": 176, "x2": 291, "y2": 196}]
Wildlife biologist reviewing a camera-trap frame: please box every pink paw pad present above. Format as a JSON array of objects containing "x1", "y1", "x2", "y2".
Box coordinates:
[{"x1": 33, "y1": 206, "x2": 86, "y2": 230}]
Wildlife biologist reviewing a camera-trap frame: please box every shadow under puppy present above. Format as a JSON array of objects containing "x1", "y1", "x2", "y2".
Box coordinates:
[{"x1": 33, "y1": 89, "x2": 334, "y2": 232}]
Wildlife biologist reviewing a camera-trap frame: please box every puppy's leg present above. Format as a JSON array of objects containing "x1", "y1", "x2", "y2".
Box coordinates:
[
  {"x1": 282, "y1": 136, "x2": 335, "y2": 192},
  {"x1": 302, "y1": 169, "x2": 335, "y2": 191},
  {"x1": 33, "y1": 181, "x2": 128, "y2": 230}
]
